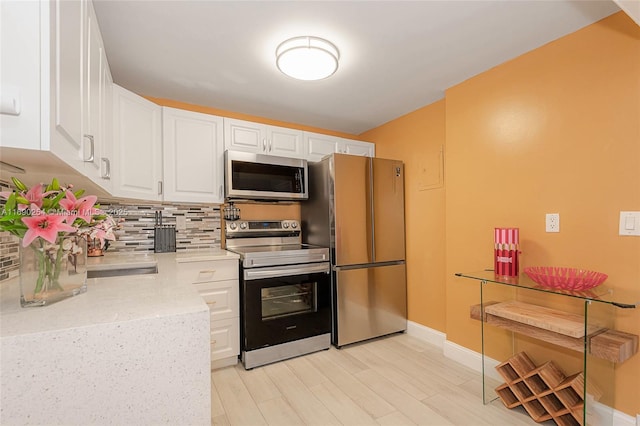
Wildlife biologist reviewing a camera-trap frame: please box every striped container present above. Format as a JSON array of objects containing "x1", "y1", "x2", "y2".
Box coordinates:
[{"x1": 495, "y1": 228, "x2": 519, "y2": 277}]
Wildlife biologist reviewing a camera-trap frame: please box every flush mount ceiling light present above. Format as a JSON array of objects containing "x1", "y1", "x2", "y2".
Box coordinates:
[{"x1": 276, "y1": 36, "x2": 339, "y2": 81}]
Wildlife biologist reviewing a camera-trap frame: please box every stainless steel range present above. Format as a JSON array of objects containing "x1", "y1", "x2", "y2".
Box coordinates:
[{"x1": 225, "y1": 219, "x2": 331, "y2": 369}]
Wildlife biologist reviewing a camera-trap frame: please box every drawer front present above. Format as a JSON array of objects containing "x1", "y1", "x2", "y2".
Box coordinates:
[
  {"x1": 211, "y1": 317, "x2": 239, "y2": 361},
  {"x1": 177, "y1": 259, "x2": 239, "y2": 283},
  {"x1": 193, "y1": 280, "x2": 239, "y2": 320}
]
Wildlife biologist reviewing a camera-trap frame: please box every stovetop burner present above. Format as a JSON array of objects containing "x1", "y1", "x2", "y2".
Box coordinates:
[{"x1": 224, "y1": 219, "x2": 329, "y2": 268}]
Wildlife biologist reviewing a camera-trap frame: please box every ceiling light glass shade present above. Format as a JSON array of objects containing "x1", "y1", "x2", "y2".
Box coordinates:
[{"x1": 276, "y1": 36, "x2": 339, "y2": 81}]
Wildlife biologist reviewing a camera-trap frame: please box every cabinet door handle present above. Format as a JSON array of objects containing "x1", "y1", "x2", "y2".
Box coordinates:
[
  {"x1": 269, "y1": 139, "x2": 272, "y2": 152},
  {"x1": 198, "y1": 269, "x2": 216, "y2": 275},
  {"x1": 211, "y1": 340, "x2": 217, "y2": 345},
  {"x1": 100, "y1": 158, "x2": 111, "y2": 179},
  {"x1": 158, "y1": 181, "x2": 163, "y2": 195},
  {"x1": 208, "y1": 300, "x2": 217, "y2": 305},
  {"x1": 262, "y1": 138, "x2": 266, "y2": 152},
  {"x1": 83, "y1": 134, "x2": 95, "y2": 162}
]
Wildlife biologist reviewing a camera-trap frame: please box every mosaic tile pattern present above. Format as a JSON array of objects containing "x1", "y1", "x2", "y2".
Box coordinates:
[
  {"x1": 0, "y1": 180, "x2": 20, "y2": 281},
  {"x1": 0, "y1": 178, "x2": 221, "y2": 282},
  {"x1": 100, "y1": 201, "x2": 221, "y2": 253}
]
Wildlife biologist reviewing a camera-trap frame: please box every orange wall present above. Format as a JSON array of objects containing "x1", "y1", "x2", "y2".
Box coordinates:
[
  {"x1": 362, "y1": 12, "x2": 640, "y2": 417},
  {"x1": 445, "y1": 12, "x2": 639, "y2": 415},
  {"x1": 361, "y1": 100, "x2": 447, "y2": 332}
]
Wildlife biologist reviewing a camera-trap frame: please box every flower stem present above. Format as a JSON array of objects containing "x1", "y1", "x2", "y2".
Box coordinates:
[
  {"x1": 51, "y1": 239, "x2": 65, "y2": 291},
  {"x1": 34, "y1": 243, "x2": 46, "y2": 295}
]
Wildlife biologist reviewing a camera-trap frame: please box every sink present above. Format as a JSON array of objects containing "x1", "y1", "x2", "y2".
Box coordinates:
[{"x1": 87, "y1": 265, "x2": 158, "y2": 279}]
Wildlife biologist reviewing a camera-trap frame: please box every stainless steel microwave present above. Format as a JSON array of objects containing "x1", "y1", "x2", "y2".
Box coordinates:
[{"x1": 224, "y1": 150, "x2": 309, "y2": 201}]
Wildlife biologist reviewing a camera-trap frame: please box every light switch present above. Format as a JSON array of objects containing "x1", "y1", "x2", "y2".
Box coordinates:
[
  {"x1": 625, "y1": 216, "x2": 635, "y2": 230},
  {"x1": 619, "y1": 211, "x2": 640, "y2": 236}
]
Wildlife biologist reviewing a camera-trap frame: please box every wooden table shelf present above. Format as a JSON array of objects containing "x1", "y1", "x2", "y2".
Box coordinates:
[
  {"x1": 456, "y1": 270, "x2": 639, "y2": 426},
  {"x1": 470, "y1": 301, "x2": 638, "y2": 364}
]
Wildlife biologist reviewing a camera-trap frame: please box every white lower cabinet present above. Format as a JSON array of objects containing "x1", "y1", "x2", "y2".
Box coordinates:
[
  {"x1": 177, "y1": 258, "x2": 239, "y2": 370},
  {"x1": 210, "y1": 317, "x2": 240, "y2": 363}
]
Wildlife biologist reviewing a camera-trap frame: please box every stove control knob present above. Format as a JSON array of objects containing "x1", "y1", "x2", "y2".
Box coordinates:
[
  {"x1": 239, "y1": 222, "x2": 247, "y2": 229},
  {"x1": 291, "y1": 221, "x2": 298, "y2": 229},
  {"x1": 229, "y1": 222, "x2": 237, "y2": 230},
  {"x1": 282, "y1": 222, "x2": 289, "y2": 229}
]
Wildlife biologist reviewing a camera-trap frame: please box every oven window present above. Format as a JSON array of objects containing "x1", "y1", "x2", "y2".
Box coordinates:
[
  {"x1": 261, "y1": 283, "x2": 316, "y2": 320},
  {"x1": 232, "y1": 161, "x2": 304, "y2": 193}
]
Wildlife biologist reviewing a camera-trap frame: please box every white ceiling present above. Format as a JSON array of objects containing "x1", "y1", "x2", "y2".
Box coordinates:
[{"x1": 93, "y1": 1, "x2": 620, "y2": 135}]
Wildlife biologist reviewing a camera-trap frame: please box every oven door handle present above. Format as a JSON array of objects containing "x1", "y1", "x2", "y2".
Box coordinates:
[{"x1": 244, "y1": 263, "x2": 330, "y2": 280}]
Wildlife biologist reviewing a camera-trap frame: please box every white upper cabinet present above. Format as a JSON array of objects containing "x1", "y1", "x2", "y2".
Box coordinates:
[
  {"x1": 304, "y1": 132, "x2": 342, "y2": 162},
  {"x1": 267, "y1": 126, "x2": 305, "y2": 158},
  {"x1": 97, "y1": 44, "x2": 114, "y2": 192},
  {"x1": 303, "y1": 132, "x2": 375, "y2": 162},
  {"x1": 162, "y1": 107, "x2": 225, "y2": 203},
  {"x1": 224, "y1": 118, "x2": 305, "y2": 159},
  {"x1": 112, "y1": 84, "x2": 163, "y2": 201},
  {"x1": 0, "y1": 0, "x2": 41, "y2": 150},
  {"x1": 50, "y1": 0, "x2": 85, "y2": 171},
  {"x1": 84, "y1": 0, "x2": 113, "y2": 190},
  {"x1": 343, "y1": 139, "x2": 375, "y2": 157},
  {"x1": 0, "y1": 0, "x2": 114, "y2": 190}
]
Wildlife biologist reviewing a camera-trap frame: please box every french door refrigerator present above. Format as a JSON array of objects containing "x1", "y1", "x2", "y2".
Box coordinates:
[{"x1": 302, "y1": 153, "x2": 407, "y2": 347}]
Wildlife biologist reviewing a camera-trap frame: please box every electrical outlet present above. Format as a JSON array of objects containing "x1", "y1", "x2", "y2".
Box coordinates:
[{"x1": 546, "y1": 213, "x2": 560, "y2": 233}]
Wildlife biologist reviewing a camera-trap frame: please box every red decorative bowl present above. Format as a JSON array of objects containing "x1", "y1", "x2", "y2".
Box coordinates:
[{"x1": 523, "y1": 266, "x2": 608, "y2": 290}]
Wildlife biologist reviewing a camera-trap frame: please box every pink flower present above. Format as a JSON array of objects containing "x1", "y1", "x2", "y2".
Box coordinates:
[
  {"x1": 0, "y1": 184, "x2": 54, "y2": 210},
  {"x1": 21, "y1": 205, "x2": 76, "y2": 247},
  {"x1": 58, "y1": 191, "x2": 100, "y2": 225}
]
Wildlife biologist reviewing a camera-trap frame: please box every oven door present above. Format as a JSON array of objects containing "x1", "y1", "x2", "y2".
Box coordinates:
[{"x1": 242, "y1": 262, "x2": 330, "y2": 351}]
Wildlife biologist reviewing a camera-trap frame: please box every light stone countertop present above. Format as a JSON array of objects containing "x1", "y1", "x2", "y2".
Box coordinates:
[
  {"x1": 0, "y1": 249, "x2": 240, "y2": 338},
  {"x1": 0, "y1": 248, "x2": 240, "y2": 426}
]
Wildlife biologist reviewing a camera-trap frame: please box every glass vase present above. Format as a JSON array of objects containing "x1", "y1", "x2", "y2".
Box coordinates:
[{"x1": 19, "y1": 235, "x2": 87, "y2": 307}]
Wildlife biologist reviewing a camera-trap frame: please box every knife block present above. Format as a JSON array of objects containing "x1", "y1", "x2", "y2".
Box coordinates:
[{"x1": 154, "y1": 225, "x2": 176, "y2": 253}]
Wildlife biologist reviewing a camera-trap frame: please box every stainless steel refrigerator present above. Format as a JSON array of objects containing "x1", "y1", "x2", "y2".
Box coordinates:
[{"x1": 302, "y1": 153, "x2": 407, "y2": 347}]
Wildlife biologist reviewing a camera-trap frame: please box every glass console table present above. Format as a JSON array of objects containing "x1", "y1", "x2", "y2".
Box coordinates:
[{"x1": 456, "y1": 270, "x2": 638, "y2": 426}]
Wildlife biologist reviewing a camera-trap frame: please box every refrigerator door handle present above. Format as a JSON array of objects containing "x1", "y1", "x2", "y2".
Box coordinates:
[{"x1": 333, "y1": 260, "x2": 405, "y2": 272}]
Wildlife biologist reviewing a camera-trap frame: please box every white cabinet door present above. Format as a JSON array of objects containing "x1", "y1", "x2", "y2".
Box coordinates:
[
  {"x1": 162, "y1": 107, "x2": 224, "y2": 203},
  {"x1": 343, "y1": 139, "x2": 375, "y2": 157},
  {"x1": 268, "y1": 126, "x2": 304, "y2": 159},
  {"x1": 50, "y1": 0, "x2": 86, "y2": 172},
  {"x1": 83, "y1": 1, "x2": 102, "y2": 183},
  {"x1": 304, "y1": 132, "x2": 342, "y2": 162},
  {"x1": 0, "y1": 0, "x2": 41, "y2": 150},
  {"x1": 224, "y1": 118, "x2": 265, "y2": 154},
  {"x1": 97, "y1": 45, "x2": 113, "y2": 192},
  {"x1": 112, "y1": 84, "x2": 162, "y2": 201},
  {"x1": 224, "y1": 118, "x2": 304, "y2": 159}
]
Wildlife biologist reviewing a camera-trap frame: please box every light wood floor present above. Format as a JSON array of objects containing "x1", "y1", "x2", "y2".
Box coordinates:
[{"x1": 211, "y1": 333, "x2": 539, "y2": 425}]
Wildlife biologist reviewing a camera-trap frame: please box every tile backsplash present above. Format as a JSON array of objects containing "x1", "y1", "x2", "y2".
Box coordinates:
[
  {"x1": 0, "y1": 180, "x2": 221, "y2": 283},
  {"x1": 0, "y1": 180, "x2": 19, "y2": 281},
  {"x1": 100, "y1": 201, "x2": 221, "y2": 252}
]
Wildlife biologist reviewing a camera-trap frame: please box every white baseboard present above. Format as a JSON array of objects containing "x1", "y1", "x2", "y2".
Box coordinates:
[
  {"x1": 406, "y1": 320, "x2": 446, "y2": 349},
  {"x1": 406, "y1": 321, "x2": 638, "y2": 424}
]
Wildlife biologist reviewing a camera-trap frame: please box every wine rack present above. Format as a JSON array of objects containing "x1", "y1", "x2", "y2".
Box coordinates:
[{"x1": 494, "y1": 352, "x2": 600, "y2": 426}]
